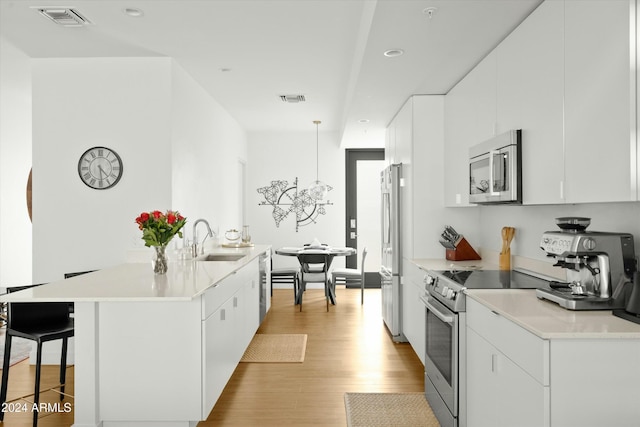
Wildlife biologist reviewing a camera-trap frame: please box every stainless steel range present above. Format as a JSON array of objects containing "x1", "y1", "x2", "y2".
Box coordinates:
[{"x1": 421, "y1": 269, "x2": 549, "y2": 427}]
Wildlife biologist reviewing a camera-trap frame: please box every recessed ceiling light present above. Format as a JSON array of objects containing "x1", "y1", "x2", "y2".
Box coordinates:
[
  {"x1": 358, "y1": 119, "x2": 370, "y2": 124},
  {"x1": 123, "y1": 8, "x2": 144, "y2": 17},
  {"x1": 383, "y1": 49, "x2": 404, "y2": 58},
  {"x1": 423, "y1": 7, "x2": 438, "y2": 19},
  {"x1": 220, "y1": 68, "x2": 232, "y2": 72}
]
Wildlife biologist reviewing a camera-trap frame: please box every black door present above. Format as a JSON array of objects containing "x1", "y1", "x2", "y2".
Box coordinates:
[{"x1": 345, "y1": 149, "x2": 384, "y2": 287}]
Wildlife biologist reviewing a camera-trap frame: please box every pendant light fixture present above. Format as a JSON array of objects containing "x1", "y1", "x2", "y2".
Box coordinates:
[{"x1": 308, "y1": 120, "x2": 328, "y2": 201}]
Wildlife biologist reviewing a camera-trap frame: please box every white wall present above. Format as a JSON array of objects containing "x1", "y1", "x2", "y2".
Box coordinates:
[
  {"x1": 247, "y1": 130, "x2": 346, "y2": 270},
  {"x1": 170, "y1": 62, "x2": 248, "y2": 245},
  {"x1": 31, "y1": 58, "x2": 173, "y2": 282},
  {"x1": 478, "y1": 202, "x2": 640, "y2": 263},
  {"x1": 29, "y1": 57, "x2": 248, "y2": 283},
  {"x1": 0, "y1": 37, "x2": 32, "y2": 287}
]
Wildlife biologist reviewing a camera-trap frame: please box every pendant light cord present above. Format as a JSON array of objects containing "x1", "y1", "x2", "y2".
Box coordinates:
[{"x1": 314, "y1": 120, "x2": 321, "y2": 182}]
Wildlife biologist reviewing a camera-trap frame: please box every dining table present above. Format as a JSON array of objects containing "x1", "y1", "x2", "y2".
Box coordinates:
[{"x1": 274, "y1": 245, "x2": 356, "y2": 305}]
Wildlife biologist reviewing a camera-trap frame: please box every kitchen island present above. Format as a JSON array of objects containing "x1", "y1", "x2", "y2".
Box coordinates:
[
  {"x1": 465, "y1": 289, "x2": 640, "y2": 427},
  {"x1": 0, "y1": 244, "x2": 271, "y2": 427}
]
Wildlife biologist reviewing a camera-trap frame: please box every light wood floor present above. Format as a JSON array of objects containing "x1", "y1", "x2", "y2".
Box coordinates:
[
  {"x1": 0, "y1": 337, "x2": 74, "y2": 427},
  {"x1": 200, "y1": 287, "x2": 425, "y2": 426},
  {"x1": 0, "y1": 287, "x2": 424, "y2": 426}
]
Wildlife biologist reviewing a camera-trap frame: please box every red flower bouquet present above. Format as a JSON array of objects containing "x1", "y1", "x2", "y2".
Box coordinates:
[{"x1": 135, "y1": 210, "x2": 187, "y2": 247}]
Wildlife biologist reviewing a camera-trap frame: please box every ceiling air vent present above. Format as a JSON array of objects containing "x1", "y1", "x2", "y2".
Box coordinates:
[
  {"x1": 37, "y1": 8, "x2": 92, "y2": 27},
  {"x1": 280, "y1": 95, "x2": 306, "y2": 103}
]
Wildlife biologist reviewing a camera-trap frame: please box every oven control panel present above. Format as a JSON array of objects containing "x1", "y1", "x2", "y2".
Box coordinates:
[{"x1": 424, "y1": 273, "x2": 458, "y2": 301}]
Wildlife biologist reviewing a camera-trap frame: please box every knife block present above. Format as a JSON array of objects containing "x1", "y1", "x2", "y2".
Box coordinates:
[{"x1": 445, "y1": 237, "x2": 481, "y2": 261}]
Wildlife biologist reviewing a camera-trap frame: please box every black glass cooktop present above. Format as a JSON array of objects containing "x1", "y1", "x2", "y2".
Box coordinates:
[{"x1": 438, "y1": 269, "x2": 550, "y2": 290}]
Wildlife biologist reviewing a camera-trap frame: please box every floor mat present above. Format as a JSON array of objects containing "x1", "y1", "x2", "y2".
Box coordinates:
[
  {"x1": 344, "y1": 392, "x2": 440, "y2": 427},
  {"x1": 240, "y1": 334, "x2": 307, "y2": 363}
]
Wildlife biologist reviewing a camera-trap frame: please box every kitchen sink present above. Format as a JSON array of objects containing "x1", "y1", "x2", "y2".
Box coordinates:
[{"x1": 200, "y1": 254, "x2": 246, "y2": 262}]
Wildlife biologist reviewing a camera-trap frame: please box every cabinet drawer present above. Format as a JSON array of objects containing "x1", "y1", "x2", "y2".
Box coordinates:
[
  {"x1": 467, "y1": 328, "x2": 550, "y2": 427},
  {"x1": 201, "y1": 258, "x2": 258, "y2": 320},
  {"x1": 202, "y1": 272, "x2": 241, "y2": 320},
  {"x1": 467, "y1": 298, "x2": 549, "y2": 385}
]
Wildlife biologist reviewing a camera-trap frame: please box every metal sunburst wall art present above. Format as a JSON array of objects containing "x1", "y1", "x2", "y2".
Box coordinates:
[{"x1": 257, "y1": 178, "x2": 332, "y2": 232}]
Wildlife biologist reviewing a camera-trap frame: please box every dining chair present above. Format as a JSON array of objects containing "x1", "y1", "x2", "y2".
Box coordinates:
[
  {"x1": 0, "y1": 284, "x2": 74, "y2": 427},
  {"x1": 331, "y1": 247, "x2": 368, "y2": 305},
  {"x1": 270, "y1": 256, "x2": 300, "y2": 303},
  {"x1": 302, "y1": 243, "x2": 329, "y2": 272},
  {"x1": 296, "y1": 252, "x2": 333, "y2": 312}
]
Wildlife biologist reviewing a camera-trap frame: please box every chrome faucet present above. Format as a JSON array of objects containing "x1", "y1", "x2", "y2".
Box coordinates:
[{"x1": 192, "y1": 218, "x2": 214, "y2": 256}]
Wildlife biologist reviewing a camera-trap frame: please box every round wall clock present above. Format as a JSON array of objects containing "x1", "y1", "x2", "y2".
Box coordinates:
[{"x1": 77, "y1": 146, "x2": 123, "y2": 190}]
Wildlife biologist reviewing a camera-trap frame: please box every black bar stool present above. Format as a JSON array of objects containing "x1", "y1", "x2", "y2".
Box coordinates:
[{"x1": 0, "y1": 284, "x2": 74, "y2": 427}]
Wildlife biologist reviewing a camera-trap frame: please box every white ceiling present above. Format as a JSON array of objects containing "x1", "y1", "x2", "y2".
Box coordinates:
[{"x1": 0, "y1": 0, "x2": 543, "y2": 145}]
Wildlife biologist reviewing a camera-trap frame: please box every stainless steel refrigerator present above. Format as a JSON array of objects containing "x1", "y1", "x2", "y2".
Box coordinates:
[{"x1": 380, "y1": 164, "x2": 406, "y2": 342}]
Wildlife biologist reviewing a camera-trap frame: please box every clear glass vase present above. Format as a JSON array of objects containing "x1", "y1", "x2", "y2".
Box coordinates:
[{"x1": 153, "y1": 244, "x2": 169, "y2": 274}]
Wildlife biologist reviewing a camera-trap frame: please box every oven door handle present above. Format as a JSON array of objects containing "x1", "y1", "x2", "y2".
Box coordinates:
[{"x1": 420, "y1": 295, "x2": 455, "y2": 324}]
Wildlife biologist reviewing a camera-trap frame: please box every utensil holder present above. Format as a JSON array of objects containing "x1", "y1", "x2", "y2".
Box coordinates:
[{"x1": 445, "y1": 237, "x2": 481, "y2": 261}]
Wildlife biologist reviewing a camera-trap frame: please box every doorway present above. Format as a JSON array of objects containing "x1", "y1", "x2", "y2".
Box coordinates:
[{"x1": 345, "y1": 149, "x2": 384, "y2": 287}]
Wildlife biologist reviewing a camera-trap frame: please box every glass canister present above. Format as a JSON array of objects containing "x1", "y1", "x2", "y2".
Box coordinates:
[{"x1": 241, "y1": 225, "x2": 251, "y2": 244}]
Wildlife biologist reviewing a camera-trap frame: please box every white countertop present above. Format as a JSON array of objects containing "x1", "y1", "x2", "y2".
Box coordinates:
[
  {"x1": 411, "y1": 258, "x2": 496, "y2": 272},
  {"x1": 0, "y1": 245, "x2": 271, "y2": 303},
  {"x1": 466, "y1": 289, "x2": 640, "y2": 339},
  {"x1": 411, "y1": 254, "x2": 565, "y2": 281}
]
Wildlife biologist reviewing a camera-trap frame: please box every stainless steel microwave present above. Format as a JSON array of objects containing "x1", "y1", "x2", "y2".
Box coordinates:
[{"x1": 468, "y1": 129, "x2": 522, "y2": 204}]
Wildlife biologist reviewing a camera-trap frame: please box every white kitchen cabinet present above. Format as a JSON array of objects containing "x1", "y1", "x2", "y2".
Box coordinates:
[
  {"x1": 466, "y1": 298, "x2": 549, "y2": 427},
  {"x1": 386, "y1": 95, "x2": 445, "y2": 259},
  {"x1": 549, "y1": 339, "x2": 640, "y2": 427},
  {"x1": 564, "y1": 0, "x2": 634, "y2": 203},
  {"x1": 203, "y1": 291, "x2": 239, "y2": 417},
  {"x1": 385, "y1": 102, "x2": 411, "y2": 167},
  {"x1": 495, "y1": 0, "x2": 564, "y2": 205},
  {"x1": 385, "y1": 122, "x2": 396, "y2": 166},
  {"x1": 243, "y1": 262, "x2": 260, "y2": 347},
  {"x1": 466, "y1": 297, "x2": 640, "y2": 427},
  {"x1": 393, "y1": 97, "x2": 413, "y2": 166},
  {"x1": 445, "y1": 0, "x2": 637, "y2": 205},
  {"x1": 466, "y1": 328, "x2": 549, "y2": 427},
  {"x1": 402, "y1": 262, "x2": 425, "y2": 365},
  {"x1": 443, "y1": 82, "x2": 471, "y2": 207},
  {"x1": 444, "y1": 52, "x2": 497, "y2": 207},
  {"x1": 96, "y1": 258, "x2": 261, "y2": 423},
  {"x1": 392, "y1": 99, "x2": 414, "y2": 262},
  {"x1": 98, "y1": 299, "x2": 204, "y2": 421},
  {"x1": 202, "y1": 258, "x2": 259, "y2": 418}
]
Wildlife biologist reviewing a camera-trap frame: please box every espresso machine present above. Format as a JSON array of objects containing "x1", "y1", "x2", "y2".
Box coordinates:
[{"x1": 536, "y1": 217, "x2": 637, "y2": 310}]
